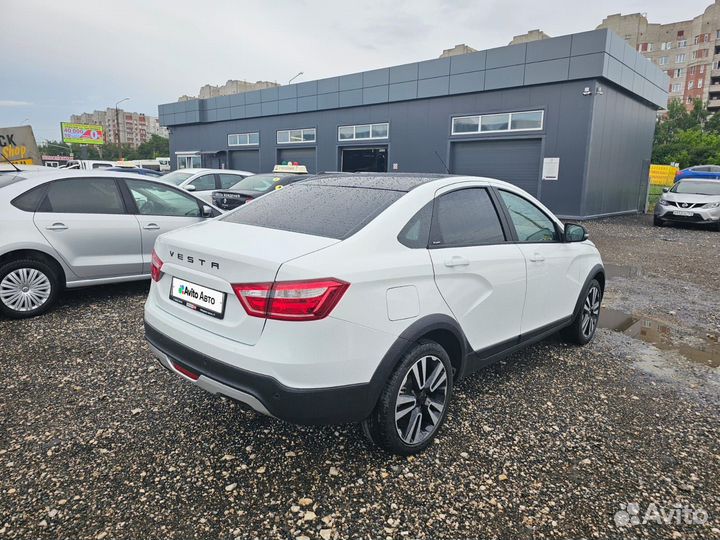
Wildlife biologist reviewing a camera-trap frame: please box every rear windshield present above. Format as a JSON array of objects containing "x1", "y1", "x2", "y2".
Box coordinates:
[
  {"x1": 228, "y1": 174, "x2": 289, "y2": 192},
  {"x1": 221, "y1": 184, "x2": 404, "y2": 239}
]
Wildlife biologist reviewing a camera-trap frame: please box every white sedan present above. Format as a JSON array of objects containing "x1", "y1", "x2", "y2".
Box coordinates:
[{"x1": 161, "y1": 168, "x2": 253, "y2": 203}]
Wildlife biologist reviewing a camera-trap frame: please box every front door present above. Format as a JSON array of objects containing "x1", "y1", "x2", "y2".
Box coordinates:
[
  {"x1": 33, "y1": 177, "x2": 142, "y2": 279},
  {"x1": 122, "y1": 178, "x2": 206, "y2": 273},
  {"x1": 428, "y1": 186, "x2": 526, "y2": 352},
  {"x1": 496, "y1": 189, "x2": 581, "y2": 333}
]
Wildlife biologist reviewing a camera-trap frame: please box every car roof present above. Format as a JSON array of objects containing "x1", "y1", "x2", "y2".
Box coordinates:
[{"x1": 302, "y1": 173, "x2": 453, "y2": 192}]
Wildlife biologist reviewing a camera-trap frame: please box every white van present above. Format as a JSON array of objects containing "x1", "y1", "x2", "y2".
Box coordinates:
[{"x1": 60, "y1": 160, "x2": 115, "y2": 170}]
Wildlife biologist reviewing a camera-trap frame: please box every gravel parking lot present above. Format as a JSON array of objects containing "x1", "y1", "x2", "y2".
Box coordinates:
[{"x1": 1, "y1": 214, "x2": 718, "y2": 540}]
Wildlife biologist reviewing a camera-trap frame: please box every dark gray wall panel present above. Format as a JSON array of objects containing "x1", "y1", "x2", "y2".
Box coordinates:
[
  {"x1": 339, "y1": 73, "x2": 363, "y2": 91},
  {"x1": 245, "y1": 91, "x2": 261, "y2": 104},
  {"x1": 419, "y1": 58, "x2": 450, "y2": 79},
  {"x1": 449, "y1": 71, "x2": 485, "y2": 94},
  {"x1": 524, "y1": 58, "x2": 569, "y2": 85},
  {"x1": 571, "y1": 30, "x2": 608, "y2": 56},
  {"x1": 450, "y1": 51, "x2": 486, "y2": 74},
  {"x1": 485, "y1": 65, "x2": 525, "y2": 90},
  {"x1": 317, "y1": 77, "x2": 339, "y2": 94},
  {"x1": 230, "y1": 93, "x2": 245, "y2": 106},
  {"x1": 317, "y1": 93, "x2": 339, "y2": 110},
  {"x1": 297, "y1": 96, "x2": 317, "y2": 112},
  {"x1": 261, "y1": 88, "x2": 279, "y2": 102},
  {"x1": 261, "y1": 101, "x2": 278, "y2": 116},
  {"x1": 389, "y1": 81, "x2": 417, "y2": 101},
  {"x1": 569, "y1": 53, "x2": 607, "y2": 80},
  {"x1": 339, "y1": 89, "x2": 363, "y2": 107},
  {"x1": 364, "y1": 68, "x2": 389, "y2": 87},
  {"x1": 417, "y1": 77, "x2": 449, "y2": 98},
  {"x1": 363, "y1": 86, "x2": 389, "y2": 104},
  {"x1": 389, "y1": 63, "x2": 418, "y2": 83},
  {"x1": 245, "y1": 103, "x2": 261, "y2": 117},
  {"x1": 279, "y1": 85, "x2": 297, "y2": 100},
  {"x1": 297, "y1": 81, "x2": 317, "y2": 97},
  {"x1": 526, "y1": 35, "x2": 572, "y2": 63},
  {"x1": 486, "y1": 43, "x2": 527, "y2": 69},
  {"x1": 278, "y1": 99, "x2": 297, "y2": 114}
]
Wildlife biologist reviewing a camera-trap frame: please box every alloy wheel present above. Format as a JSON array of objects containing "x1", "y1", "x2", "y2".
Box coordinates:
[
  {"x1": 581, "y1": 285, "x2": 601, "y2": 339},
  {"x1": 395, "y1": 354, "x2": 448, "y2": 445},
  {"x1": 0, "y1": 268, "x2": 52, "y2": 312}
]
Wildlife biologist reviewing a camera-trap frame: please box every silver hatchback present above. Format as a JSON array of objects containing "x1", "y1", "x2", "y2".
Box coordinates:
[
  {"x1": 654, "y1": 179, "x2": 720, "y2": 229},
  {"x1": 0, "y1": 169, "x2": 221, "y2": 318}
]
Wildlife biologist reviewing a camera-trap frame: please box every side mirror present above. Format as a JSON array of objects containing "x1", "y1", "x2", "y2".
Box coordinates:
[
  {"x1": 201, "y1": 205, "x2": 214, "y2": 218},
  {"x1": 564, "y1": 223, "x2": 588, "y2": 242},
  {"x1": 662, "y1": 187, "x2": 669, "y2": 193},
  {"x1": 184, "y1": 184, "x2": 196, "y2": 192}
]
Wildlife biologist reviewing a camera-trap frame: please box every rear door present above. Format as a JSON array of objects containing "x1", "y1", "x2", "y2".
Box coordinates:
[
  {"x1": 428, "y1": 185, "x2": 526, "y2": 352},
  {"x1": 121, "y1": 178, "x2": 207, "y2": 274},
  {"x1": 33, "y1": 177, "x2": 142, "y2": 279},
  {"x1": 496, "y1": 189, "x2": 582, "y2": 332}
]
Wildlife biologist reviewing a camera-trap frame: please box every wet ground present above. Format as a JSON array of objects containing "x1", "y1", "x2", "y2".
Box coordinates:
[{"x1": 1, "y1": 214, "x2": 719, "y2": 539}]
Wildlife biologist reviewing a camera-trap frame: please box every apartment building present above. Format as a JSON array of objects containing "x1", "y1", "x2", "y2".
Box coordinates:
[
  {"x1": 511, "y1": 0, "x2": 720, "y2": 110},
  {"x1": 69, "y1": 109, "x2": 169, "y2": 147}
]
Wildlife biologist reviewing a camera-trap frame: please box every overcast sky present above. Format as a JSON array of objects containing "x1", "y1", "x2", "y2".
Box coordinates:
[{"x1": 2, "y1": 0, "x2": 714, "y2": 143}]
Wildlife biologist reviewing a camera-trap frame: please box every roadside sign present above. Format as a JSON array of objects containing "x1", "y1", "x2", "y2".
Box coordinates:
[
  {"x1": 0, "y1": 126, "x2": 42, "y2": 165},
  {"x1": 61, "y1": 122, "x2": 105, "y2": 145}
]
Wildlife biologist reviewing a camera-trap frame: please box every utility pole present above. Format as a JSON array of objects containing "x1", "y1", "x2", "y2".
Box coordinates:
[{"x1": 115, "y1": 97, "x2": 130, "y2": 159}]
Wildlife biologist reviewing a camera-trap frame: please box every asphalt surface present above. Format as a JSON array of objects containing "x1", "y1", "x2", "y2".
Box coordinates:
[{"x1": 1, "y1": 214, "x2": 719, "y2": 539}]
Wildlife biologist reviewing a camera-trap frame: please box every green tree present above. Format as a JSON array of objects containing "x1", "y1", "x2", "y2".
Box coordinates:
[{"x1": 652, "y1": 98, "x2": 720, "y2": 167}]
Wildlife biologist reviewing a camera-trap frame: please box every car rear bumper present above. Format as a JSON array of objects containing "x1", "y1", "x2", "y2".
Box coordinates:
[{"x1": 145, "y1": 322, "x2": 378, "y2": 424}]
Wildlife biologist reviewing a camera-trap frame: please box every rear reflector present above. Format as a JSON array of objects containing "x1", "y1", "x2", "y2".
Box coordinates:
[
  {"x1": 171, "y1": 361, "x2": 199, "y2": 381},
  {"x1": 232, "y1": 278, "x2": 349, "y2": 321}
]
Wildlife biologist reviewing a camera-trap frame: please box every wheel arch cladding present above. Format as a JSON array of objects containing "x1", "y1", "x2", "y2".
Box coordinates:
[
  {"x1": 0, "y1": 249, "x2": 66, "y2": 285},
  {"x1": 365, "y1": 314, "x2": 468, "y2": 416},
  {"x1": 573, "y1": 264, "x2": 605, "y2": 317}
]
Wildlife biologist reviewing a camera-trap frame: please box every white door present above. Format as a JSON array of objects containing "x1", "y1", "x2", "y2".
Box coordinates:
[
  {"x1": 428, "y1": 186, "x2": 527, "y2": 352},
  {"x1": 33, "y1": 177, "x2": 142, "y2": 279},
  {"x1": 122, "y1": 178, "x2": 207, "y2": 273},
  {"x1": 497, "y1": 189, "x2": 582, "y2": 333}
]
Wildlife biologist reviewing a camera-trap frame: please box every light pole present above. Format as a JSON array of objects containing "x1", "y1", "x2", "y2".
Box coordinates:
[
  {"x1": 114, "y1": 97, "x2": 130, "y2": 153},
  {"x1": 288, "y1": 72, "x2": 303, "y2": 84}
]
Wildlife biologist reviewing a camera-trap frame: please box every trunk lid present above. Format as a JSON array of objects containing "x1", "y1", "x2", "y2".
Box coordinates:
[{"x1": 153, "y1": 220, "x2": 339, "y2": 345}]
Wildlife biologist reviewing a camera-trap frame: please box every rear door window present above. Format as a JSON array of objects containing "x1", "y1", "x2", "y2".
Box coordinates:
[
  {"x1": 219, "y1": 174, "x2": 243, "y2": 189},
  {"x1": 189, "y1": 174, "x2": 216, "y2": 191},
  {"x1": 221, "y1": 184, "x2": 404, "y2": 239},
  {"x1": 39, "y1": 178, "x2": 125, "y2": 214},
  {"x1": 429, "y1": 188, "x2": 506, "y2": 247}
]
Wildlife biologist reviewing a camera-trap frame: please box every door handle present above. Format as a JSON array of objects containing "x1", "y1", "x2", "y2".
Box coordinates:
[
  {"x1": 444, "y1": 256, "x2": 470, "y2": 268},
  {"x1": 529, "y1": 252, "x2": 545, "y2": 262},
  {"x1": 45, "y1": 223, "x2": 68, "y2": 231},
  {"x1": 143, "y1": 223, "x2": 161, "y2": 230}
]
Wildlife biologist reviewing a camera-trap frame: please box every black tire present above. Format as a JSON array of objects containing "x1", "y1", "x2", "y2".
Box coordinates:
[
  {"x1": 0, "y1": 258, "x2": 60, "y2": 319},
  {"x1": 562, "y1": 278, "x2": 602, "y2": 346},
  {"x1": 653, "y1": 215, "x2": 663, "y2": 227},
  {"x1": 362, "y1": 340, "x2": 453, "y2": 455}
]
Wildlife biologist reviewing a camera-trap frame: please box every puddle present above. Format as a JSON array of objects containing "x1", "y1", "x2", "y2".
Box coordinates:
[
  {"x1": 605, "y1": 263, "x2": 642, "y2": 279},
  {"x1": 599, "y1": 308, "x2": 719, "y2": 368}
]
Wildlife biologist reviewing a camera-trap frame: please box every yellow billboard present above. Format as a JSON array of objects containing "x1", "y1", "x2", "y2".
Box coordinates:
[{"x1": 61, "y1": 122, "x2": 105, "y2": 145}]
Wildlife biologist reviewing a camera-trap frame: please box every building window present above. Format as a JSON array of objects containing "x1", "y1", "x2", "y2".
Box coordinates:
[
  {"x1": 694, "y1": 35, "x2": 700, "y2": 44},
  {"x1": 658, "y1": 56, "x2": 668, "y2": 65},
  {"x1": 678, "y1": 39, "x2": 687, "y2": 48},
  {"x1": 276, "y1": 128, "x2": 316, "y2": 144},
  {"x1": 228, "y1": 132, "x2": 259, "y2": 146},
  {"x1": 451, "y1": 110, "x2": 544, "y2": 135},
  {"x1": 647, "y1": 43, "x2": 654, "y2": 51},
  {"x1": 338, "y1": 122, "x2": 389, "y2": 141},
  {"x1": 688, "y1": 80, "x2": 694, "y2": 89},
  {"x1": 698, "y1": 79, "x2": 703, "y2": 88},
  {"x1": 671, "y1": 83, "x2": 682, "y2": 93},
  {"x1": 676, "y1": 53, "x2": 686, "y2": 63},
  {"x1": 700, "y1": 64, "x2": 706, "y2": 73},
  {"x1": 177, "y1": 154, "x2": 201, "y2": 169},
  {"x1": 661, "y1": 41, "x2": 672, "y2": 50}
]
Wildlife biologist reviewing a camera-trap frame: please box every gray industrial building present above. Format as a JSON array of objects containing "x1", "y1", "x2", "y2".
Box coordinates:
[{"x1": 158, "y1": 29, "x2": 668, "y2": 218}]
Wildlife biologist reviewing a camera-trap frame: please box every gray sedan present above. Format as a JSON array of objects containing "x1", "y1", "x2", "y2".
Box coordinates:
[{"x1": 0, "y1": 170, "x2": 221, "y2": 318}]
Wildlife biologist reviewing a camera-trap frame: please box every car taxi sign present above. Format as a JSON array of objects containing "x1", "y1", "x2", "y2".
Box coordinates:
[{"x1": 273, "y1": 164, "x2": 308, "y2": 174}]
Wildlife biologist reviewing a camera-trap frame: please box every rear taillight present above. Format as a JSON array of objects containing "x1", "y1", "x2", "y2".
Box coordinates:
[
  {"x1": 150, "y1": 249, "x2": 164, "y2": 282},
  {"x1": 232, "y1": 278, "x2": 349, "y2": 321}
]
